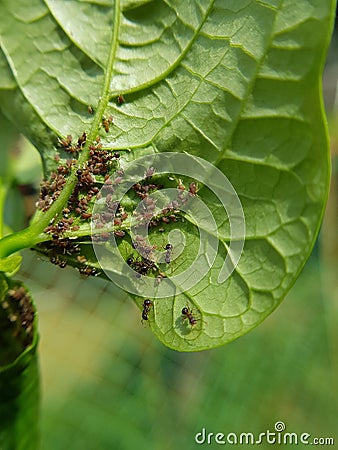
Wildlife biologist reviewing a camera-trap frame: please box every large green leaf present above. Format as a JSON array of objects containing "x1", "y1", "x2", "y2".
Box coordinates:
[{"x1": 0, "y1": 0, "x2": 335, "y2": 351}]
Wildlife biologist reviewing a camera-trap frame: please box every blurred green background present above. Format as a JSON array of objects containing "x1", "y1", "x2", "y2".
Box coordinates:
[
  {"x1": 15, "y1": 243, "x2": 337, "y2": 449},
  {"x1": 2, "y1": 17, "x2": 338, "y2": 450}
]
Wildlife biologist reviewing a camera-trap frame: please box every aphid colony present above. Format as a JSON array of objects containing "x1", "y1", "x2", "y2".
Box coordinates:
[
  {"x1": 37, "y1": 133, "x2": 120, "y2": 275},
  {"x1": 1, "y1": 285, "x2": 35, "y2": 349},
  {"x1": 92, "y1": 166, "x2": 193, "y2": 278},
  {"x1": 57, "y1": 131, "x2": 87, "y2": 155},
  {"x1": 35, "y1": 122, "x2": 202, "y2": 329},
  {"x1": 130, "y1": 170, "x2": 198, "y2": 231}
]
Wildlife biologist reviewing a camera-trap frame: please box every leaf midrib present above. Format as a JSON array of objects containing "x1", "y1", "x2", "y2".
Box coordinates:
[
  {"x1": 32, "y1": 0, "x2": 122, "y2": 228},
  {"x1": 0, "y1": 0, "x2": 122, "y2": 257}
]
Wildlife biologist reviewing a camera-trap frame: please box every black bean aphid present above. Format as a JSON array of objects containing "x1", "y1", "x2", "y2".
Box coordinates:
[
  {"x1": 117, "y1": 95, "x2": 125, "y2": 105},
  {"x1": 114, "y1": 230, "x2": 125, "y2": 238},
  {"x1": 77, "y1": 132, "x2": 87, "y2": 148},
  {"x1": 79, "y1": 266, "x2": 99, "y2": 277},
  {"x1": 145, "y1": 167, "x2": 155, "y2": 178},
  {"x1": 155, "y1": 271, "x2": 166, "y2": 284},
  {"x1": 102, "y1": 115, "x2": 113, "y2": 132},
  {"x1": 189, "y1": 182, "x2": 198, "y2": 196},
  {"x1": 58, "y1": 134, "x2": 73, "y2": 150}
]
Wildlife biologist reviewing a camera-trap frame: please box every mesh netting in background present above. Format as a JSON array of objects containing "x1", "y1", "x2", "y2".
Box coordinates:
[{"x1": 16, "y1": 246, "x2": 336, "y2": 450}]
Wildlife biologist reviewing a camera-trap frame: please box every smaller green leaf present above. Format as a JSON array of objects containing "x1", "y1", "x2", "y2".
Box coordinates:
[
  {"x1": 0, "y1": 277, "x2": 40, "y2": 450},
  {"x1": 0, "y1": 254, "x2": 22, "y2": 275}
]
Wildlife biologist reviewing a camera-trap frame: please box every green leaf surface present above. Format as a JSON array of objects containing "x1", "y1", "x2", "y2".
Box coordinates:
[
  {"x1": 0, "y1": 255, "x2": 22, "y2": 275},
  {"x1": 0, "y1": 0, "x2": 335, "y2": 351}
]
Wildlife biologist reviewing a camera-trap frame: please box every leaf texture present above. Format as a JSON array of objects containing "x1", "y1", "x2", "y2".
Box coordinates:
[{"x1": 0, "y1": 0, "x2": 334, "y2": 350}]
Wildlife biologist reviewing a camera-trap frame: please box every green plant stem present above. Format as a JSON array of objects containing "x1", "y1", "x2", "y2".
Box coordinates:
[{"x1": 0, "y1": 0, "x2": 121, "y2": 259}]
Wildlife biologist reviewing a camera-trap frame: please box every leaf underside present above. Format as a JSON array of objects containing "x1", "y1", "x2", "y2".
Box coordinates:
[{"x1": 0, "y1": 0, "x2": 333, "y2": 351}]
